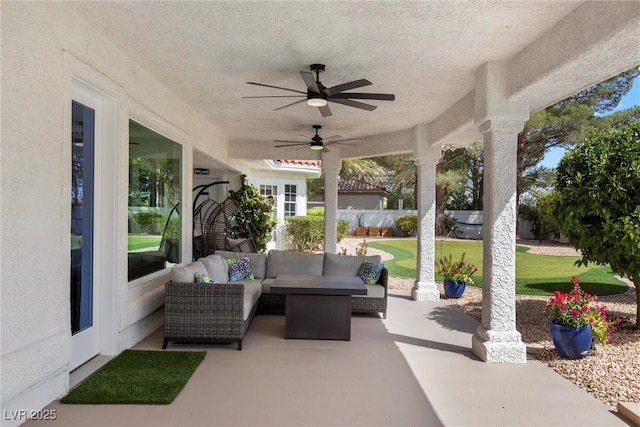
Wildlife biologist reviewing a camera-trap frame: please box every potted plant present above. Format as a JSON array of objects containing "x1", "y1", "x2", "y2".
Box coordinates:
[
  {"x1": 355, "y1": 213, "x2": 368, "y2": 237},
  {"x1": 545, "y1": 277, "x2": 620, "y2": 359},
  {"x1": 436, "y1": 252, "x2": 477, "y2": 298}
]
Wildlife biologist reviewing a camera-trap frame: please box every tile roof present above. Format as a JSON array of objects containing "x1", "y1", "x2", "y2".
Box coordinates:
[
  {"x1": 277, "y1": 159, "x2": 321, "y2": 168},
  {"x1": 338, "y1": 179, "x2": 386, "y2": 193}
]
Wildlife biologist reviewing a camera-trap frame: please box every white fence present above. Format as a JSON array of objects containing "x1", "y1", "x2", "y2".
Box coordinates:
[{"x1": 337, "y1": 209, "x2": 483, "y2": 239}]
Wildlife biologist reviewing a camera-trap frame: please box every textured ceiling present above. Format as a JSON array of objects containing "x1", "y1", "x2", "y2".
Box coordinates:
[{"x1": 65, "y1": 1, "x2": 637, "y2": 160}]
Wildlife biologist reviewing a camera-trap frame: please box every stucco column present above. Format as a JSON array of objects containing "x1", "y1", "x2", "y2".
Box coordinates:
[
  {"x1": 412, "y1": 125, "x2": 440, "y2": 301},
  {"x1": 471, "y1": 62, "x2": 528, "y2": 363},
  {"x1": 322, "y1": 148, "x2": 341, "y2": 254}
]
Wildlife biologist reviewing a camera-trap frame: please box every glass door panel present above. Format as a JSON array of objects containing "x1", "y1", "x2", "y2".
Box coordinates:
[{"x1": 71, "y1": 101, "x2": 95, "y2": 335}]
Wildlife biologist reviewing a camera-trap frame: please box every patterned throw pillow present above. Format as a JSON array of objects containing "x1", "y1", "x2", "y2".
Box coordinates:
[
  {"x1": 358, "y1": 260, "x2": 383, "y2": 285},
  {"x1": 226, "y1": 257, "x2": 254, "y2": 281},
  {"x1": 194, "y1": 272, "x2": 213, "y2": 285}
]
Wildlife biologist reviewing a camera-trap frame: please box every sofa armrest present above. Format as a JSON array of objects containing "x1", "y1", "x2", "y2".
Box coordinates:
[
  {"x1": 164, "y1": 281, "x2": 245, "y2": 337},
  {"x1": 377, "y1": 267, "x2": 389, "y2": 291}
]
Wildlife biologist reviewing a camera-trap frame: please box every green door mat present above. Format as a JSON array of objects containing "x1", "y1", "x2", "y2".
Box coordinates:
[{"x1": 61, "y1": 350, "x2": 206, "y2": 405}]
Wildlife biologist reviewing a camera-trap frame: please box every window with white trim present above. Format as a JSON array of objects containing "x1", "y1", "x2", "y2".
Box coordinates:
[{"x1": 284, "y1": 184, "x2": 297, "y2": 217}]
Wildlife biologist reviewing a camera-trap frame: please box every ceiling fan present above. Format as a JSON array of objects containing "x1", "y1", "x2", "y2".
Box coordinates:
[
  {"x1": 244, "y1": 64, "x2": 395, "y2": 117},
  {"x1": 274, "y1": 125, "x2": 360, "y2": 152}
]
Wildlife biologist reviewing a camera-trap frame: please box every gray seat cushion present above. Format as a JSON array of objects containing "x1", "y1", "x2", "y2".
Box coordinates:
[
  {"x1": 353, "y1": 284, "x2": 386, "y2": 298},
  {"x1": 261, "y1": 278, "x2": 276, "y2": 294}
]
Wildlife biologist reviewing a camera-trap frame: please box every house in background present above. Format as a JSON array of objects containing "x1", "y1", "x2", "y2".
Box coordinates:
[
  {"x1": 233, "y1": 159, "x2": 320, "y2": 250},
  {"x1": 308, "y1": 178, "x2": 387, "y2": 210}
]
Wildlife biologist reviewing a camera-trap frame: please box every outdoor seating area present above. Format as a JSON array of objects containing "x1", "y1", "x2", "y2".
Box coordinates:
[
  {"x1": 28, "y1": 290, "x2": 627, "y2": 427},
  {"x1": 163, "y1": 250, "x2": 388, "y2": 350}
]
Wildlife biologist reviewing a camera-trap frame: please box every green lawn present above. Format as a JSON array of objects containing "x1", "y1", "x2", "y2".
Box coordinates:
[
  {"x1": 128, "y1": 235, "x2": 162, "y2": 251},
  {"x1": 367, "y1": 239, "x2": 628, "y2": 296}
]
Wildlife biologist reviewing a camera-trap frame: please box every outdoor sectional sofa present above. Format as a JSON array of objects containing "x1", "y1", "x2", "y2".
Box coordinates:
[{"x1": 163, "y1": 249, "x2": 388, "y2": 350}]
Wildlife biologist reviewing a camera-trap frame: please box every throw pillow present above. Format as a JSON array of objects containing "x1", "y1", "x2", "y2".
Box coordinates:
[
  {"x1": 226, "y1": 257, "x2": 254, "y2": 281},
  {"x1": 359, "y1": 260, "x2": 384, "y2": 285},
  {"x1": 194, "y1": 272, "x2": 213, "y2": 285}
]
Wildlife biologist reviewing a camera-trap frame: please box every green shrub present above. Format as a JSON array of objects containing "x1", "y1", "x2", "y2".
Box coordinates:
[
  {"x1": 155, "y1": 215, "x2": 180, "y2": 240},
  {"x1": 337, "y1": 219, "x2": 350, "y2": 240},
  {"x1": 133, "y1": 212, "x2": 165, "y2": 234},
  {"x1": 395, "y1": 214, "x2": 417, "y2": 234},
  {"x1": 284, "y1": 216, "x2": 350, "y2": 252},
  {"x1": 307, "y1": 208, "x2": 325, "y2": 216}
]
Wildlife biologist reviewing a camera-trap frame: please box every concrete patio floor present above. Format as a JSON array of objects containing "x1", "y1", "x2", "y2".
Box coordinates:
[{"x1": 26, "y1": 290, "x2": 629, "y2": 426}]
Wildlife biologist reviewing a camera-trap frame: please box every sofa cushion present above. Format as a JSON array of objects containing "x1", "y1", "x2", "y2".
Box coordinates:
[
  {"x1": 323, "y1": 253, "x2": 382, "y2": 276},
  {"x1": 353, "y1": 284, "x2": 386, "y2": 298},
  {"x1": 233, "y1": 279, "x2": 262, "y2": 297},
  {"x1": 170, "y1": 260, "x2": 208, "y2": 283},
  {"x1": 243, "y1": 288, "x2": 261, "y2": 321},
  {"x1": 227, "y1": 257, "x2": 254, "y2": 281},
  {"x1": 201, "y1": 254, "x2": 229, "y2": 283},
  {"x1": 359, "y1": 260, "x2": 384, "y2": 284},
  {"x1": 216, "y1": 250, "x2": 267, "y2": 280},
  {"x1": 261, "y1": 278, "x2": 276, "y2": 294},
  {"x1": 266, "y1": 250, "x2": 324, "y2": 278}
]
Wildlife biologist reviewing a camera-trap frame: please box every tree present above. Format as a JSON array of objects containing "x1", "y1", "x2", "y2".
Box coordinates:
[
  {"x1": 552, "y1": 123, "x2": 640, "y2": 328},
  {"x1": 306, "y1": 158, "x2": 385, "y2": 202},
  {"x1": 228, "y1": 175, "x2": 276, "y2": 253},
  {"x1": 515, "y1": 68, "x2": 639, "y2": 233},
  {"x1": 373, "y1": 154, "x2": 416, "y2": 209},
  {"x1": 594, "y1": 105, "x2": 640, "y2": 131},
  {"x1": 340, "y1": 158, "x2": 384, "y2": 182}
]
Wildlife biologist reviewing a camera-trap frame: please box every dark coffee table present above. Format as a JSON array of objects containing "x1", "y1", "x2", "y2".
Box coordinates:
[{"x1": 270, "y1": 275, "x2": 367, "y2": 340}]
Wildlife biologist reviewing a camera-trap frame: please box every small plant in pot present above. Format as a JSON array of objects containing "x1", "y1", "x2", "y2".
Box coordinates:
[
  {"x1": 436, "y1": 252, "x2": 477, "y2": 298},
  {"x1": 545, "y1": 277, "x2": 621, "y2": 359}
]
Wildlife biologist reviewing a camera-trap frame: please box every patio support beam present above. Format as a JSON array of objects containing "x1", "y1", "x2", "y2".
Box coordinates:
[
  {"x1": 412, "y1": 124, "x2": 440, "y2": 301},
  {"x1": 471, "y1": 62, "x2": 528, "y2": 363},
  {"x1": 322, "y1": 147, "x2": 341, "y2": 254}
]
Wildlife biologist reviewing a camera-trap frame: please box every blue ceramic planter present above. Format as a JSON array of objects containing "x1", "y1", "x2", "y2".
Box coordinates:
[
  {"x1": 443, "y1": 279, "x2": 465, "y2": 299},
  {"x1": 550, "y1": 321, "x2": 592, "y2": 359}
]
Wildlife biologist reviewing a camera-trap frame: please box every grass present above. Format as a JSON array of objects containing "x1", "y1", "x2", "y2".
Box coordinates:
[
  {"x1": 367, "y1": 239, "x2": 628, "y2": 296},
  {"x1": 61, "y1": 350, "x2": 205, "y2": 404},
  {"x1": 128, "y1": 235, "x2": 162, "y2": 251}
]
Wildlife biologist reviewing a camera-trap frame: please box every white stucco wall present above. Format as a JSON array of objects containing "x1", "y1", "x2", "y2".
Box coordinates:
[
  {"x1": 338, "y1": 194, "x2": 384, "y2": 210},
  {"x1": 0, "y1": 3, "x2": 230, "y2": 421}
]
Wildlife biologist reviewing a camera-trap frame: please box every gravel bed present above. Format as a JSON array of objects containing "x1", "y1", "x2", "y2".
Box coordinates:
[{"x1": 340, "y1": 237, "x2": 640, "y2": 409}]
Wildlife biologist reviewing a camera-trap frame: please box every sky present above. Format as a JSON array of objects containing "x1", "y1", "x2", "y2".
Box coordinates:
[{"x1": 539, "y1": 75, "x2": 640, "y2": 169}]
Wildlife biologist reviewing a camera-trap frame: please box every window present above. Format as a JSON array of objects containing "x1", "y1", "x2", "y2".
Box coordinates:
[
  {"x1": 127, "y1": 120, "x2": 182, "y2": 281},
  {"x1": 260, "y1": 184, "x2": 278, "y2": 241},
  {"x1": 284, "y1": 184, "x2": 297, "y2": 217}
]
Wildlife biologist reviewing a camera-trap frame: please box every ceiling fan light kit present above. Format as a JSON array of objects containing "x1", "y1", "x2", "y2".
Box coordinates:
[{"x1": 307, "y1": 95, "x2": 328, "y2": 107}]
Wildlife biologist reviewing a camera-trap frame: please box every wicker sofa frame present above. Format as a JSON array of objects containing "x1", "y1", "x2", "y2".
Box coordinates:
[
  {"x1": 261, "y1": 267, "x2": 388, "y2": 319},
  {"x1": 163, "y1": 282, "x2": 258, "y2": 351}
]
